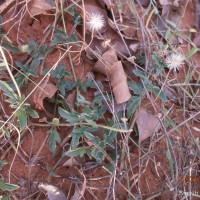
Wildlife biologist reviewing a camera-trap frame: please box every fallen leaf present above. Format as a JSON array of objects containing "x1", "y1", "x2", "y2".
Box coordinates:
[
  {"x1": 28, "y1": 0, "x2": 52, "y2": 17},
  {"x1": 110, "y1": 61, "x2": 132, "y2": 104},
  {"x1": 163, "y1": 86, "x2": 178, "y2": 103},
  {"x1": 70, "y1": 174, "x2": 86, "y2": 200},
  {"x1": 93, "y1": 50, "x2": 131, "y2": 104},
  {"x1": 154, "y1": 4, "x2": 183, "y2": 44},
  {"x1": 28, "y1": 80, "x2": 58, "y2": 110},
  {"x1": 159, "y1": 0, "x2": 182, "y2": 6},
  {"x1": 93, "y1": 49, "x2": 118, "y2": 75},
  {"x1": 138, "y1": 0, "x2": 150, "y2": 6},
  {"x1": 103, "y1": 27, "x2": 137, "y2": 57},
  {"x1": 85, "y1": 34, "x2": 108, "y2": 60},
  {"x1": 57, "y1": 153, "x2": 85, "y2": 168},
  {"x1": 136, "y1": 107, "x2": 161, "y2": 143},
  {"x1": 66, "y1": 90, "x2": 77, "y2": 111},
  {"x1": 38, "y1": 182, "x2": 67, "y2": 200}
]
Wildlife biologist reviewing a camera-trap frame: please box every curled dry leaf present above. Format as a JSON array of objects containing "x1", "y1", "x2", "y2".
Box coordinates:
[
  {"x1": 110, "y1": 61, "x2": 131, "y2": 104},
  {"x1": 28, "y1": 0, "x2": 52, "y2": 17},
  {"x1": 193, "y1": 0, "x2": 200, "y2": 46},
  {"x1": 70, "y1": 175, "x2": 86, "y2": 200},
  {"x1": 159, "y1": 0, "x2": 182, "y2": 6},
  {"x1": 93, "y1": 49, "x2": 118, "y2": 74},
  {"x1": 136, "y1": 107, "x2": 161, "y2": 143},
  {"x1": 57, "y1": 154, "x2": 85, "y2": 168},
  {"x1": 85, "y1": 35, "x2": 108, "y2": 60},
  {"x1": 138, "y1": 0, "x2": 150, "y2": 6},
  {"x1": 38, "y1": 182, "x2": 67, "y2": 200},
  {"x1": 94, "y1": 49, "x2": 131, "y2": 104},
  {"x1": 28, "y1": 80, "x2": 58, "y2": 110},
  {"x1": 103, "y1": 27, "x2": 137, "y2": 57},
  {"x1": 154, "y1": 4, "x2": 183, "y2": 45}
]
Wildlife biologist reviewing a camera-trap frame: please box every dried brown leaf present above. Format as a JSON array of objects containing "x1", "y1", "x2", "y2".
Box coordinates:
[
  {"x1": 103, "y1": 28, "x2": 137, "y2": 57},
  {"x1": 136, "y1": 107, "x2": 161, "y2": 143},
  {"x1": 193, "y1": 33, "x2": 200, "y2": 47},
  {"x1": 38, "y1": 182, "x2": 67, "y2": 200},
  {"x1": 85, "y1": 35, "x2": 108, "y2": 60},
  {"x1": 94, "y1": 50, "x2": 131, "y2": 104},
  {"x1": 66, "y1": 90, "x2": 77, "y2": 111},
  {"x1": 70, "y1": 175, "x2": 86, "y2": 200},
  {"x1": 28, "y1": 0, "x2": 52, "y2": 17},
  {"x1": 159, "y1": 0, "x2": 181, "y2": 6},
  {"x1": 28, "y1": 80, "x2": 57, "y2": 110},
  {"x1": 138, "y1": 0, "x2": 150, "y2": 6},
  {"x1": 93, "y1": 49, "x2": 118, "y2": 75},
  {"x1": 154, "y1": 4, "x2": 183, "y2": 44},
  {"x1": 110, "y1": 61, "x2": 131, "y2": 104},
  {"x1": 58, "y1": 155, "x2": 85, "y2": 167}
]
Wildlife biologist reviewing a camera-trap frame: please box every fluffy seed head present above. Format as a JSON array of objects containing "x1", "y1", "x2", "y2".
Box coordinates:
[
  {"x1": 165, "y1": 53, "x2": 185, "y2": 71},
  {"x1": 87, "y1": 12, "x2": 105, "y2": 32}
]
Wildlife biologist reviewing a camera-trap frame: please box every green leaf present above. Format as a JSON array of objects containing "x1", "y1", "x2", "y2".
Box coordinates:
[
  {"x1": 0, "y1": 179, "x2": 19, "y2": 191},
  {"x1": 0, "y1": 81, "x2": 18, "y2": 100},
  {"x1": 66, "y1": 147, "x2": 86, "y2": 157},
  {"x1": 132, "y1": 69, "x2": 147, "y2": 79},
  {"x1": 16, "y1": 107, "x2": 27, "y2": 131},
  {"x1": 30, "y1": 58, "x2": 40, "y2": 69},
  {"x1": 58, "y1": 107, "x2": 80, "y2": 124},
  {"x1": 84, "y1": 131, "x2": 100, "y2": 144},
  {"x1": 64, "y1": 4, "x2": 76, "y2": 16},
  {"x1": 129, "y1": 80, "x2": 143, "y2": 95},
  {"x1": 92, "y1": 141, "x2": 105, "y2": 162},
  {"x1": 127, "y1": 96, "x2": 141, "y2": 118},
  {"x1": 185, "y1": 47, "x2": 198, "y2": 59},
  {"x1": 26, "y1": 107, "x2": 39, "y2": 118},
  {"x1": 0, "y1": 160, "x2": 7, "y2": 170},
  {"x1": 152, "y1": 86, "x2": 168, "y2": 102},
  {"x1": 71, "y1": 127, "x2": 87, "y2": 149},
  {"x1": 166, "y1": 141, "x2": 174, "y2": 179},
  {"x1": 0, "y1": 195, "x2": 10, "y2": 200},
  {"x1": 1, "y1": 42, "x2": 20, "y2": 53},
  {"x1": 48, "y1": 129, "x2": 61, "y2": 153}
]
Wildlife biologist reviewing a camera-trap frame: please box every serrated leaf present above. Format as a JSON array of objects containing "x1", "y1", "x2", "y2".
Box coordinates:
[
  {"x1": 132, "y1": 69, "x2": 147, "y2": 79},
  {"x1": 152, "y1": 86, "x2": 168, "y2": 102},
  {"x1": 66, "y1": 147, "x2": 86, "y2": 157},
  {"x1": 0, "y1": 179, "x2": 19, "y2": 191},
  {"x1": 71, "y1": 127, "x2": 86, "y2": 149},
  {"x1": 64, "y1": 4, "x2": 76, "y2": 16},
  {"x1": 0, "y1": 81, "x2": 18, "y2": 100},
  {"x1": 48, "y1": 129, "x2": 61, "y2": 153},
  {"x1": 16, "y1": 107, "x2": 27, "y2": 131},
  {"x1": 26, "y1": 107, "x2": 39, "y2": 118},
  {"x1": 84, "y1": 131, "x2": 100, "y2": 144},
  {"x1": 127, "y1": 96, "x2": 141, "y2": 118},
  {"x1": 58, "y1": 107, "x2": 80, "y2": 124},
  {"x1": 129, "y1": 81, "x2": 143, "y2": 95},
  {"x1": 30, "y1": 58, "x2": 40, "y2": 69}
]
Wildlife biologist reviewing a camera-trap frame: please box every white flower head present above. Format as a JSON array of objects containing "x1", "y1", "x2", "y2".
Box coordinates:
[
  {"x1": 165, "y1": 53, "x2": 185, "y2": 71},
  {"x1": 87, "y1": 12, "x2": 105, "y2": 32}
]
